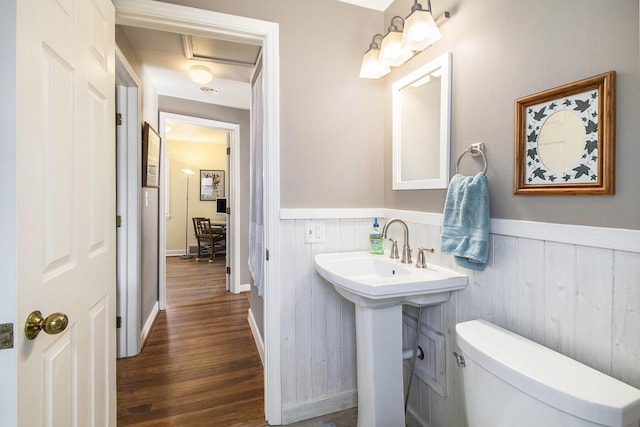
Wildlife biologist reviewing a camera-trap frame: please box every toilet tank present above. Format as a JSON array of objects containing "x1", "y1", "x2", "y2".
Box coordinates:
[{"x1": 455, "y1": 320, "x2": 640, "y2": 427}]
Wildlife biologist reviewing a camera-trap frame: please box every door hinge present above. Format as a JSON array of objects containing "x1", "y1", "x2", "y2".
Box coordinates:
[
  {"x1": 116, "y1": 215, "x2": 122, "y2": 228},
  {"x1": 226, "y1": 147, "x2": 231, "y2": 155},
  {"x1": 116, "y1": 316, "x2": 122, "y2": 329},
  {"x1": 266, "y1": 249, "x2": 270, "y2": 261},
  {"x1": 0, "y1": 323, "x2": 14, "y2": 350},
  {"x1": 116, "y1": 113, "x2": 122, "y2": 126},
  {"x1": 226, "y1": 266, "x2": 231, "y2": 275}
]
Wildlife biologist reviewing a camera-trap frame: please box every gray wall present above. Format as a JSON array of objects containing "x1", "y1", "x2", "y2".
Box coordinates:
[
  {"x1": 140, "y1": 188, "x2": 159, "y2": 331},
  {"x1": 115, "y1": 25, "x2": 143, "y2": 77},
  {"x1": 384, "y1": 0, "x2": 640, "y2": 230},
  {"x1": 159, "y1": 0, "x2": 386, "y2": 208}
]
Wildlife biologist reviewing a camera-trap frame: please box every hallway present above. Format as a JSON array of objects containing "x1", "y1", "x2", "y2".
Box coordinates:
[{"x1": 116, "y1": 257, "x2": 266, "y2": 426}]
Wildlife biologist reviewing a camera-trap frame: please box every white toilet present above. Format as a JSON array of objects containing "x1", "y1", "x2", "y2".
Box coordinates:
[{"x1": 455, "y1": 320, "x2": 640, "y2": 427}]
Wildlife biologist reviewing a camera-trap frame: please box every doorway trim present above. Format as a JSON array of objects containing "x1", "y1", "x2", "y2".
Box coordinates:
[
  {"x1": 115, "y1": 46, "x2": 143, "y2": 358},
  {"x1": 158, "y1": 112, "x2": 241, "y2": 303},
  {"x1": 115, "y1": 0, "x2": 282, "y2": 423}
]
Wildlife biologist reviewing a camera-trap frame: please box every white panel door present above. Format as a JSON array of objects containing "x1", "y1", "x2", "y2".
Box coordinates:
[{"x1": 16, "y1": 0, "x2": 116, "y2": 426}]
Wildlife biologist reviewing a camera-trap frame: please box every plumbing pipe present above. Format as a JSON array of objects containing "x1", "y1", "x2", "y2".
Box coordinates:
[
  {"x1": 402, "y1": 346, "x2": 424, "y2": 360},
  {"x1": 405, "y1": 307, "x2": 424, "y2": 413}
]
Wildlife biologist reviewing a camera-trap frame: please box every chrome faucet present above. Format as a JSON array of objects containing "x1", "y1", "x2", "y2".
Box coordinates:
[{"x1": 381, "y1": 218, "x2": 412, "y2": 264}]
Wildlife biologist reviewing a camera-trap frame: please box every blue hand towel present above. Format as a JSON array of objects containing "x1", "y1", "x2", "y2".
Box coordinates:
[{"x1": 440, "y1": 173, "x2": 490, "y2": 271}]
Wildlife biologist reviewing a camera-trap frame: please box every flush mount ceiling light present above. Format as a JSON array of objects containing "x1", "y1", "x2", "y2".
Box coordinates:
[
  {"x1": 401, "y1": 0, "x2": 441, "y2": 52},
  {"x1": 359, "y1": 34, "x2": 391, "y2": 79},
  {"x1": 379, "y1": 16, "x2": 414, "y2": 67},
  {"x1": 188, "y1": 65, "x2": 213, "y2": 85}
]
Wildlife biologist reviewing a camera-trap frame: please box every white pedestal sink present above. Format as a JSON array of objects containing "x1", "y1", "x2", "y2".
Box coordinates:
[{"x1": 314, "y1": 251, "x2": 468, "y2": 427}]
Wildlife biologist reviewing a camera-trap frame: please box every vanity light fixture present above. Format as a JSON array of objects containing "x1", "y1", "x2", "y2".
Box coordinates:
[
  {"x1": 379, "y1": 16, "x2": 414, "y2": 67},
  {"x1": 359, "y1": 34, "x2": 391, "y2": 79},
  {"x1": 401, "y1": 0, "x2": 441, "y2": 52},
  {"x1": 359, "y1": 1, "x2": 450, "y2": 79},
  {"x1": 188, "y1": 65, "x2": 213, "y2": 85}
]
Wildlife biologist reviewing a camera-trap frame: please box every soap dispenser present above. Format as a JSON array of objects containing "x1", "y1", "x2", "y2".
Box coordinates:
[{"x1": 369, "y1": 218, "x2": 384, "y2": 254}]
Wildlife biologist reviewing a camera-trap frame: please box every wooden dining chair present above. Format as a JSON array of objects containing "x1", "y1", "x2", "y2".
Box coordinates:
[{"x1": 192, "y1": 217, "x2": 226, "y2": 262}]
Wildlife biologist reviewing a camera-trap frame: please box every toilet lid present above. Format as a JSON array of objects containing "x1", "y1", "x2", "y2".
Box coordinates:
[{"x1": 456, "y1": 320, "x2": 640, "y2": 427}]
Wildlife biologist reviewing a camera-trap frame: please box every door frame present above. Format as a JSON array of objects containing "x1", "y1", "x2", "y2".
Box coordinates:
[
  {"x1": 0, "y1": 1, "x2": 17, "y2": 423},
  {"x1": 114, "y1": 0, "x2": 282, "y2": 423},
  {"x1": 158, "y1": 112, "x2": 241, "y2": 306},
  {"x1": 115, "y1": 46, "x2": 143, "y2": 358}
]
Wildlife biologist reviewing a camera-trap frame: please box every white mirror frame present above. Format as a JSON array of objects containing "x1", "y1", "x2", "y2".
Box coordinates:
[{"x1": 392, "y1": 51, "x2": 452, "y2": 190}]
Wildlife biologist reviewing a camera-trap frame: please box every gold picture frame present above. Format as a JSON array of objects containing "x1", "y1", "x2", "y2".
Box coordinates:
[
  {"x1": 142, "y1": 122, "x2": 161, "y2": 188},
  {"x1": 514, "y1": 71, "x2": 615, "y2": 195}
]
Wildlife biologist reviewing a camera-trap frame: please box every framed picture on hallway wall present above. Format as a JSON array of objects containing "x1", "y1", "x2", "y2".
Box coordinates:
[
  {"x1": 142, "y1": 122, "x2": 161, "y2": 188},
  {"x1": 200, "y1": 170, "x2": 225, "y2": 201}
]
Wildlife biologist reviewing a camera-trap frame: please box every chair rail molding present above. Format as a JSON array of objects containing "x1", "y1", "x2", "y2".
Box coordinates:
[{"x1": 280, "y1": 208, "x2": 640, "y2": 253}]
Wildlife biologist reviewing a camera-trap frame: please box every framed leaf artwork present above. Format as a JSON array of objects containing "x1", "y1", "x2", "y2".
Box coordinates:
[{"x1": 514, "y1": 71, "x2": 615, "y2": 195}]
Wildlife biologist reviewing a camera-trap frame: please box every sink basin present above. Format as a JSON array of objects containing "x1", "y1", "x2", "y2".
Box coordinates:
[
  {"x1": 314, "y1": 251, "x2": 467, "y2": 308},
  {"x1": 314, "y1": 251, "x2": 468, "y2": 426}
]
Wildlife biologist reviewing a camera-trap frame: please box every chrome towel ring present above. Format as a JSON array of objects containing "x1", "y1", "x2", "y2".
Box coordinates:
[{"x1": 456, "y1": 143, "x2": 487, "y2": 175}]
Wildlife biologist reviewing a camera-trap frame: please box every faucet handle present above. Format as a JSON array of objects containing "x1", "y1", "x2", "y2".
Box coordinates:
[
  {"x1": 388, "y1": 238, "x2": 400, "y2": 259},
  {"x1": 416, "y1": 247, "x2": 434, "y2": 269}
]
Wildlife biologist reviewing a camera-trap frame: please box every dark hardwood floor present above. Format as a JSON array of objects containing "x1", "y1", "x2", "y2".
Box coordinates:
[{"x1": 117, "y1": 256, "x2": 267, "y2": 426}]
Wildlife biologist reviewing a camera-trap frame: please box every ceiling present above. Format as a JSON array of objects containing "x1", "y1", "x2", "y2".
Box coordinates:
[
  {"x1": 337, "y1": 0, "x2": 393, "y2": 10},
  {"x1": 120, "y1": 1, "x2": 390, "y2": 142},
  {"x1": 121, "y1": 25, "x2": 260, "y2": 110},
  {"x1": 120, "y1": 24, "x2": 261, "y2": 142}
]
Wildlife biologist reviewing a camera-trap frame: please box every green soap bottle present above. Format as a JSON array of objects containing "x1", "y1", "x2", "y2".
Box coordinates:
[{"x1": 369, "y1": 218, "x2": 384, "y2": 254}]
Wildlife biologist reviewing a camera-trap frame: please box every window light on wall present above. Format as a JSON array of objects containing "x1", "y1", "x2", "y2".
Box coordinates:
[{"x1": 359, "y1": 0, "x2": 449, "y2": 79}]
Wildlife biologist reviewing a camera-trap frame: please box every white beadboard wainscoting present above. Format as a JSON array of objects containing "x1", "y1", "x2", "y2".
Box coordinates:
[{"x1": 278, "y1": 209, "x2": 640, "y2": 426}]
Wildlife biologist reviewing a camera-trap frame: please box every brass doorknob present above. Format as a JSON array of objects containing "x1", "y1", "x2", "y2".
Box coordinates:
[{"x1": 24, "y1": 311, "x2": 69, "y2": 340}]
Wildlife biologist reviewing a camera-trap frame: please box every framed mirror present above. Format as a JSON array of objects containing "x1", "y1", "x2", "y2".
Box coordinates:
[
  {"x1": 514, "y1": 71, "x2": 615, "y2": 195},
  {"x1": 392, "y1": 51, "x2": 451, "y2": 190}
]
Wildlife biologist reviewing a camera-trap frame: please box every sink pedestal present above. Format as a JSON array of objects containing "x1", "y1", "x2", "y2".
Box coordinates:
[
  {"x1": 355, "y1": 304, "x2": 405, "y2": 427},
  {"x1": 313, "y1": 251, "x2": 468, "y2": 427}
]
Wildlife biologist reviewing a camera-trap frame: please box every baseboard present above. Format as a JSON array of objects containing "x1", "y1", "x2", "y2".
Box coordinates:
[
  {"x1": 139, "y1": 301, "x2": 159, "y2": 350},
  {"x1": 166, "y1": 246, "x2": 199, "y2": 257},
  {"x1": 166, "y1": 249, "x2": 185, "y2": 257},
  {"x1": 282, "y1": 390, "x2": 357, "y2": 424},
  {"x1": 247, "y1": 307, "x2": 264, "y2": 365},
  {"x1": 240, "y1": 283, "x2": 251, "y2": 292}
]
